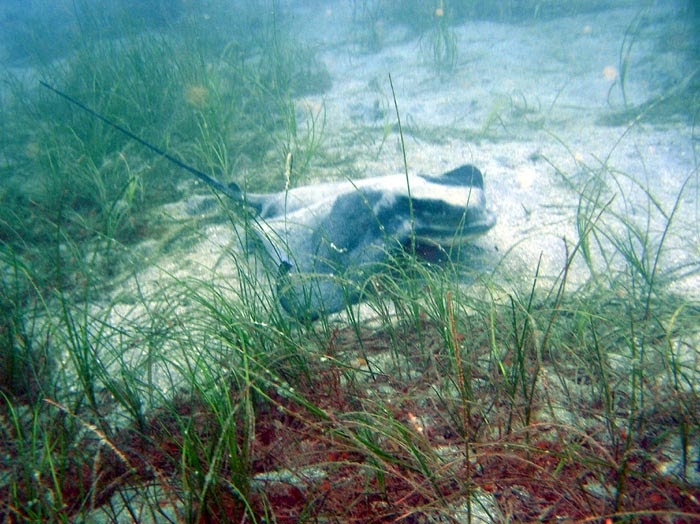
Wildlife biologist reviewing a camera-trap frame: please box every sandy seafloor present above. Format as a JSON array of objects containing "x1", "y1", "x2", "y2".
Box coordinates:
[
  {"x1": 135, "y1": 1, "x2": 699, "y2": 307},
  {"x1": 5, "y1": 1, "x2": 700, "y2": 520},
  {"x1": 295, "y1": 1, "x2": 698, "y2": 294}
]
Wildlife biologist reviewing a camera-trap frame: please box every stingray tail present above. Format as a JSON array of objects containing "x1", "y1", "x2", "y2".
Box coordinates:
[{"x1": 40, "y1": 81, "x2": 244, "y2": 202}]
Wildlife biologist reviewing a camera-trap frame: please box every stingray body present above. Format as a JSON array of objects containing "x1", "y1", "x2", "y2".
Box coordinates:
[
  {"x1": 244, "y1": 164, "x2": 496, "y2": 319},
  {"x1": 41, "y1": 82, "x2": 496, "y2": 320}
]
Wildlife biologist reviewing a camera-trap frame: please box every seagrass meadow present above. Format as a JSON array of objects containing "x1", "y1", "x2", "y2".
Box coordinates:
[{"x1": 1, "y1": 1, "x2": 699, "y2": 521}]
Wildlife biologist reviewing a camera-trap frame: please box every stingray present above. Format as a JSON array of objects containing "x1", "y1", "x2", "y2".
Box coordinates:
[{"x1": 41, "y1": 82, "x2": 496, "y2": 320}]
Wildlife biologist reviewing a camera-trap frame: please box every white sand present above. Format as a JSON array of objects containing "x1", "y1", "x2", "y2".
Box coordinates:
[{"x1": 275, "y1": 2, "x2": 698, "y2": 298}]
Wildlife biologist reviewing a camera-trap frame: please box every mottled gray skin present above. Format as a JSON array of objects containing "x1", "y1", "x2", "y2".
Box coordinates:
[{"x1": 243, "y1": 165, "x2": 496, "y2": 320}]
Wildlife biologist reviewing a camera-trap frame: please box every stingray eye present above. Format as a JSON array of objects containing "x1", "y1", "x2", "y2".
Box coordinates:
[{"x1": 278, "y1": 261, "x2": 293, "y2": 275}]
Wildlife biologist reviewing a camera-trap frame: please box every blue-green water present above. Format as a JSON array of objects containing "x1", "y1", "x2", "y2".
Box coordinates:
[{"x1": 1, "y1": 1, "x2": 699, "y2": 521}]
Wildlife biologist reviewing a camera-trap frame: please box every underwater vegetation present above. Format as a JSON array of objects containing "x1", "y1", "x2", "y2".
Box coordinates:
[
  {"x1": 0, "y1": 1, "x2": 331, "y2": 291},
  {"x1": 0, "y1": 1, "x2": 699, "y2": 522},
  {"x1": 360, "y1": 0, "x2": 631, "y2": 34},
  {"x1": 599, "y1": 8, "x2": 700, "y2": 126}
]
